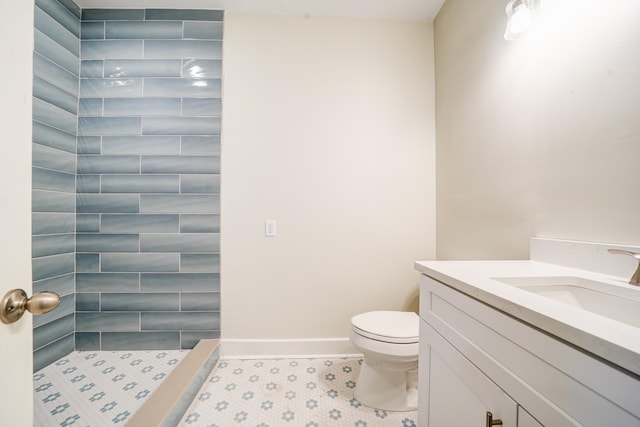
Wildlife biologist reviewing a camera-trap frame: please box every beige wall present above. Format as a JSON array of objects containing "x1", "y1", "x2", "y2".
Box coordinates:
[
  {"x1": 435, "y1": 0, "x2": 640, "y2": 260},
  {"x1": 221, "y1": 14, "x2": 436, "y2": 339}
]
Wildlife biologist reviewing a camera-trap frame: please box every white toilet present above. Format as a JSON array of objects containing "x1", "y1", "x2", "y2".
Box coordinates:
[{"x1": 350, "y1": 310, "x2": 419, "y2": 411}]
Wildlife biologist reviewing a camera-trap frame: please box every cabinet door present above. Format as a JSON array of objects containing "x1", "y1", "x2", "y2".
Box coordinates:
[
  {"x1": 518, "y1": 407, "x2": 544, "y2": 427},
  {"x1": 420, "y1": 319, "x2": 518, "y2": 427}
]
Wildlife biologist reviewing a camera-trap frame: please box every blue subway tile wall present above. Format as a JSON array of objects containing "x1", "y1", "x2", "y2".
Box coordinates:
[
  {"x1": 36, "y1": 0, "x2": 80, "y2": 36},
  {"x1": 76, "y1": 8, "x2": 223, "y2": 351},
  {"x1": 32, "y1": 3, "x2": 223, "y2": 371},
  {"x1": 145, "y1": 9, "x2": 224, "y2": 21},
  {"x1": 100, "y1": 332, "x2": 180, "y2": 350},
  {"x1": 35, "y1": 29, "x2": 79, "y2": 74},
  {"x1": 33, "y1": 190, "x2": 76, "y2": 213},
  {"x1": 34, "y1": 293, "x2": 75, "y2": 328},
  {"x1": 34, "y1": 6, "x2": 79, "y2": 56},
  {"x1": 33, "y1": 314, "x2": 74, "y2": 350},
  {"x1": 103, "y1": 59, "x2": 183, "y2": 77},
  {"x1": 33, "y1": 0, "x2": 80, "y2": 372},
  {"x1": 33, "y1": 97, "x2": 77, "y2": 134},
  {"x1": 33, "y1": 334, "x2": 76, "y2": 374}
]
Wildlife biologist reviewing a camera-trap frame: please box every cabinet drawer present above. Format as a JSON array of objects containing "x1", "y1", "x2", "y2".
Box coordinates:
[{"x1": 420, "y1": 275, "x2": 640, "y2": 427}]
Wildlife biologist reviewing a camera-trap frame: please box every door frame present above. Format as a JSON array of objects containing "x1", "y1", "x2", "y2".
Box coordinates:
[{"x1": 0, "y1": 1, "x2": 35, "y2": 426}]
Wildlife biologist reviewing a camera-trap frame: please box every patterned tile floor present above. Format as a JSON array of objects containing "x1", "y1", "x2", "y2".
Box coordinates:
[
  {"x1": 179, "y1": 357, "x2": 418, "y2": 427},
  {"x1": 33, "y1": 350, "x2": 187, "y2": 427}
]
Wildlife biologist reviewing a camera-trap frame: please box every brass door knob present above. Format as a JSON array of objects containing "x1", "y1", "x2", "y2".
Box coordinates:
[{"x1": 0, "y1": 289, "x2": 60, "y2": 324}]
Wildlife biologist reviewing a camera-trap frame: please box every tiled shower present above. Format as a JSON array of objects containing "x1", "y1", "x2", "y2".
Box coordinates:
[{"x1": 32, "y1": 0, "x2": 222, "y2": 371}]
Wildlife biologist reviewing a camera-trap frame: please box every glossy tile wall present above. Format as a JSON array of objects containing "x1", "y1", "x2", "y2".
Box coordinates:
[
  {"x1": 32, "y1": 0, "x2": 81, "y2": 372},
  {"x1": 76, "y1": 8, "x2": 223, "y2": 351}
]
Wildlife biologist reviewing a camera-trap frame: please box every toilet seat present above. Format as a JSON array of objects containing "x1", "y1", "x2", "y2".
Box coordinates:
[{"x1": 351, "y1": 311, "x2": 419, "y2": 344}]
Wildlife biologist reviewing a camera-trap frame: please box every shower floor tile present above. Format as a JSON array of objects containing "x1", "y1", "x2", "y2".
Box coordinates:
[
  {"x1": 33, "y1": 350, "x2": 187, "y2": 426},
  {"x1": 179, "y1": 357, "x2": 418, "y2": 427}
]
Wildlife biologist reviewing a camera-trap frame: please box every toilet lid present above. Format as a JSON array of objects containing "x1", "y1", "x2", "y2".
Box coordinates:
[{"x1": 351, "y1": 311, "x2": 419, "y2": 344}]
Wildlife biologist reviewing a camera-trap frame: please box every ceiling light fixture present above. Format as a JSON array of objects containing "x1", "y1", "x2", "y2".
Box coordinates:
[{"x1": 504, "y1": 0, "x2": 535, "y2": 40}]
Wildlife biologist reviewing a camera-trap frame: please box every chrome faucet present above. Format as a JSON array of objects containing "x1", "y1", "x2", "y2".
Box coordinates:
[{"x1": 608, "y1": 249, "x2": 640, "y2": 286}]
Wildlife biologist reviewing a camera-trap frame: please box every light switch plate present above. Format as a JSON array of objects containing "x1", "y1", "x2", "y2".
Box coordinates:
[{"x1": 265, "y1": 220, "x2": 277, "y2": 237}]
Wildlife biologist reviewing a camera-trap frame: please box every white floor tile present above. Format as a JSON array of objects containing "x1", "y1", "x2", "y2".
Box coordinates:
[
  {"x1": 34, "y1": 350, "x2": 187, "y2": 426},
  {"x1": 179, "y1": 358, "x2": 417, "y2": 427}
]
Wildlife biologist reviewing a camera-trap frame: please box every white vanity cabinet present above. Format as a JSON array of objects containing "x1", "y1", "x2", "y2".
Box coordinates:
[
  {"x1": 418, "y1": 275, "x2": 640, "y2": 427},
  {"x1": 420, "y1": 318, "x2": 519, "y2": 426}
]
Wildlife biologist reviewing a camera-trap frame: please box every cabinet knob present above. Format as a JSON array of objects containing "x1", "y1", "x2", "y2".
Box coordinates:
[
  {"x1": 486, "y1": 411, "x2": 503, "y2": 427},
  {"x1": 0, "y1": 289, "x2": 60, "y2": 324}
]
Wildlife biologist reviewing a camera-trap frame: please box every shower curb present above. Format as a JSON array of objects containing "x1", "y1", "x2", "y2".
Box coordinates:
[{"x1": 127, "y1": 339, "x2": 220, "y2": 427}]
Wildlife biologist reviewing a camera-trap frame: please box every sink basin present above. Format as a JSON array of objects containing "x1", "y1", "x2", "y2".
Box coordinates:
[{"x1": 492, "y1": 276, "x2": 640, "y2": 328}]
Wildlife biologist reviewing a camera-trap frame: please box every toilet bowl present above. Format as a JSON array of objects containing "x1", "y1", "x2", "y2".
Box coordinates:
[{"x1": 350, "y1": 311, "x2": 419, "y2": 411}]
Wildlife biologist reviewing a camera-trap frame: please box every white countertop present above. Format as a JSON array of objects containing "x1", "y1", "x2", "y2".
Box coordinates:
[{"x1": 415, "y1": 260, "x2": 640, "y2": 377}]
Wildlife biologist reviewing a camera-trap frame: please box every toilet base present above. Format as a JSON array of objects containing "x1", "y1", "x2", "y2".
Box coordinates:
[{"x1": 354, "y1": 359, "x2": 418, "y2": 412}]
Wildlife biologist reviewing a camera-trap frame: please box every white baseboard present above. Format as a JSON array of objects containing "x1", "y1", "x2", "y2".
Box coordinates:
[{"x1": 220, "y1": 337, "x2": 361, "y2": 359}]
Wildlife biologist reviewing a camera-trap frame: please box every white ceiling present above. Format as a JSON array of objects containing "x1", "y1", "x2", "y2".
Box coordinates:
[{"x1": 74, "y1": 0, "x2": 446, "y2": 22}]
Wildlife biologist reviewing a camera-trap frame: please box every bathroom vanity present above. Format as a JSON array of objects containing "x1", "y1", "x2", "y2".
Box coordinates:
[{"x1": 415, "y1": 246, "x2": 640, "y2": 427}]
